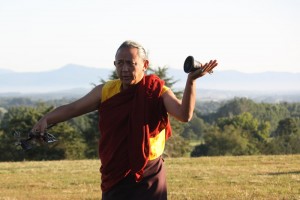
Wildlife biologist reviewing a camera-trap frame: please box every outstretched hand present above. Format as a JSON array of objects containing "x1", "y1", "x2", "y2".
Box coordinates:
[
  {"x1": 188, "y1": 60, "x2": 218, "y2": 80},
  {"x1": 31, "y1": 117, "x2": 49, "y2": 136}
]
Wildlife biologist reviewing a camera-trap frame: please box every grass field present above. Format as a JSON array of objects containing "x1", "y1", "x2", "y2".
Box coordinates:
[{"x1": 0, "y1": 155, "x2": 299, "y2": 200}]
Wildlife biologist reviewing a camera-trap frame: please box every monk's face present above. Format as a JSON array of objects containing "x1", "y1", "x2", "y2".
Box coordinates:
[{"x1": 114, "y1": 47, "x2": 148, "y2": 89}]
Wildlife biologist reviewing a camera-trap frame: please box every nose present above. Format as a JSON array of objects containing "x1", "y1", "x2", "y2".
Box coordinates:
[{"x1": 122, "y1": 63, "x2": 130, "y2": 71}]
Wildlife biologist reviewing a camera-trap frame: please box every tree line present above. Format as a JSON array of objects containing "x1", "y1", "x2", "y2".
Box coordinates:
[
  {"x1": 190, "y1": 98, "x2": 300, "y2": 156},
  {"x1": 0, "y1": 67, "x2": 299, "y2": 161}
]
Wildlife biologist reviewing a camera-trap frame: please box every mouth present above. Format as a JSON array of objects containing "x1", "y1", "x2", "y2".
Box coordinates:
[{"x1": 122, "y1": 75, "x2": 132, "y2": 81}]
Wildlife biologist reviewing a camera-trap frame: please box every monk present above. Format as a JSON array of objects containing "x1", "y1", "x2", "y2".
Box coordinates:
[{"x1": 32, "y1": 40, "x2": 218, "y2": 200}]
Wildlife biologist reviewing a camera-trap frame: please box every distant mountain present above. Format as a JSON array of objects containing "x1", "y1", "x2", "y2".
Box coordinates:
[
  {"x1": 0, "y1": 68, "x2": 14, "y2": 74},
  {"x1": 167, "y1": 69, "x2": 300, "y2": 102},
  {"x1": 167, "y1": 69, "x2": 300, "y2": 92},
  {"x1": 1, "y1": 64, "x2": 300, "y2": 102},
  {"x1": 0, "y1": 64, "x2": 111, "y2": 93}
]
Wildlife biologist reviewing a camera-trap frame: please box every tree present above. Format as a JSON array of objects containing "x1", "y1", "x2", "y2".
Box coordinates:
[
  {"x1": 148, "y1": 66, "x2": 182, "y2": 98},
  {"x1": 0, "y1": 105, "x2": 87, "y2": 161},
  {"x1": 214, "y1": 98, "x2": 257, "y2": 119},
  {"x1": 283, "y1": 102, "x2": 300, "y2": 118},
  {"x1": 69, "y1": 111, "x2": 100, "y2": 158},
  {"x1": 255, "y1": 103, "x2": 290, "y2": 133},
  {"x1": 191, "y1": 112, "x2": 271, "y2": 157},
  {"x1": 217, "y1": 112, "x2": 270, "y2": 142},
  {"x1": 202, "y1": 98, "x2": 291, "y2": 134},
  {"x1": 164, "y1": 117, "x2": 191, "y2": 157},
  {"x1": 0, "y1": 107, "x2": 7, "y2": 123},
  {"x1": 263, "y1": 117, "x2": 300, "y2": 155},
  {"x1": 0, "y1": 105, "x2": 48, "y2": 161},
  {"x1": 99, "y1": 70, "x2": 118, "y2": 84},
  {"x1": 273, "y1": 118, "x2": 298, "y2": 137},
  {"x1": 191, "y1": 126, "x2": 252, "y2": 157},
  {"x1": 181, "y1": 114, "x2": 209, "y2": 140}
]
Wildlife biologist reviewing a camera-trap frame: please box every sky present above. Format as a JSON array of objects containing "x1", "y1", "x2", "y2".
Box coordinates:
[{"x1": 0, "y1": 0, "x2": 299, "y2": 73}]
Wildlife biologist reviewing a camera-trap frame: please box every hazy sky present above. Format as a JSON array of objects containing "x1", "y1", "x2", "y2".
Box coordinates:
[{"x1": 0, "y1": 0, "x2": 299, "y2": 73}]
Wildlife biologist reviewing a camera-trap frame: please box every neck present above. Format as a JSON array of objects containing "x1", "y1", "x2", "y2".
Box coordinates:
[
  {"x1": 121, "y1": 76, "x2": 145, "y2": 91},
  {"x1": 121, "y1": 84, "x2": 128, "y2": 91},
  {"x1": 121, "y1": 83, "x2": 135, "y2": 91}
]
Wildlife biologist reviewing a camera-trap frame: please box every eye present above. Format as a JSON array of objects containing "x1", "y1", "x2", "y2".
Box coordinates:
[
  {"x1": 115, "y1": 60, "x2": 124, "y2": 67},
  {"x1": 125, "y1": 61, "x2": 136, "y2": 67}
]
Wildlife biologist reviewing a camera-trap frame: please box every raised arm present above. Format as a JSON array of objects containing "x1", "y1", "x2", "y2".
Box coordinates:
[
  {"x1": 162, "y1": 60, "x2": 218, "y2": 122},
  {"x1": 32, "y1": 84, "x2": 103, "y2": 134}
]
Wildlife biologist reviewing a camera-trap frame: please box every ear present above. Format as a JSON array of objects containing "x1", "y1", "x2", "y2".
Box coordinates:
[{"x1": 143, "y1": 60, "x2": 149, "y2": 71}]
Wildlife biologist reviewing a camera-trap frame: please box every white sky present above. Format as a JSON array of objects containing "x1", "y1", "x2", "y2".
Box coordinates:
[{"x1": 0, "y1": 0, "x2": 299, "y2": 73}]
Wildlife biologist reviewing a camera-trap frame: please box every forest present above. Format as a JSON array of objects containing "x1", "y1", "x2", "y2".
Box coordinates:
[{"x1": 0, "y1": 68, "x2": 299, "y2": 161}]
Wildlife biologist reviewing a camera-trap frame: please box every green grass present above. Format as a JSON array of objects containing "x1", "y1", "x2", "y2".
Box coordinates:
[{"x1": 0, "y1": 155, "x2": 299, "y2": 200}]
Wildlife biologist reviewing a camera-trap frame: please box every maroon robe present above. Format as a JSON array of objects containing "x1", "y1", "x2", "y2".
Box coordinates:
[{"x1": 98, "y1": 74, "x2": 171, "y2": 192}]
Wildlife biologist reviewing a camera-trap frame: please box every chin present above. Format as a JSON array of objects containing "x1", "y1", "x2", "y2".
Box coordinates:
[{"x1": 121, "y1": 79, "x2": 134, "y2": 85}]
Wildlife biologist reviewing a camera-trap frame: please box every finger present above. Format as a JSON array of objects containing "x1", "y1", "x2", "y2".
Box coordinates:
[
  {"x1": 210, "y1": 60, "x2": 218, "y2": 68},
  {"x1": 32, "y1": 125, "x2": 46, "y2": 136},
  {"x1": 31, "y1": 126, "x2": 39, "y2": 133},
  {"x1": 39, "y1": 125, "x2": 47, "y2": 136},
  {"x1": 191, "y1": 60, "x2": 218, "y2": 78},
  {"x1": 202, "y1": 61, "x2": 213, "y2": 72},
  {"x1": 200, "y1": 62, "x2": 210, "y2": 71},
  {"x1": 209, "y1": 61, "x2": 218, "y2": 73},
  {"x1": 200, "y1": 60, "x2": 217, "y2": 75},
  {"x1": 207, "y1": 60, "x2": 218, "y2": 71}
]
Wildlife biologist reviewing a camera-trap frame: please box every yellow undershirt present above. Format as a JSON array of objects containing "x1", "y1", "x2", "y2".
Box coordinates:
[{"x1": 101, "y1": 79, "x2": 169, "y2": 160}]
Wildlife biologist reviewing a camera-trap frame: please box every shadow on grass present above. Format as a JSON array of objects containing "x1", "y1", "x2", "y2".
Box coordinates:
[{"x1": 263, "y1": 171, "x2": 300, "y2": 176}]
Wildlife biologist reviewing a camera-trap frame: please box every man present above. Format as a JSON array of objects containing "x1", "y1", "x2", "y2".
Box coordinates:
[{"x1": 32, "y1": 40, "x2": 218, "y2": 199}]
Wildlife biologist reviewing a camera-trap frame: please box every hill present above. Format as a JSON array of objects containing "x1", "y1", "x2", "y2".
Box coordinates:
[
  {"x1": 0, "y1": 64, "x2": 110, "y2": 93},
  {"x1": 1, "y1": 64, "x2": 300, "y2": 102}
]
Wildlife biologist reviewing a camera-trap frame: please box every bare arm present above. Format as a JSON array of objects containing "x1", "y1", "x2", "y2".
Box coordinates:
[
  {"x1": 162, "y1": 60, "x2": 218, "y2": 122},
  {"x1": 32, "y1": 84, "x2": 103, "y2": 133}
]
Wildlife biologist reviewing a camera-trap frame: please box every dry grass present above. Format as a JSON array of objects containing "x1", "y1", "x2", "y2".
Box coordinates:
[
  {"x1": 166, "y1": 155, "x2": 300, "y2": 200},
  {"x1": 0, "y1": 155, "x2": 299, "y2": 200}
]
